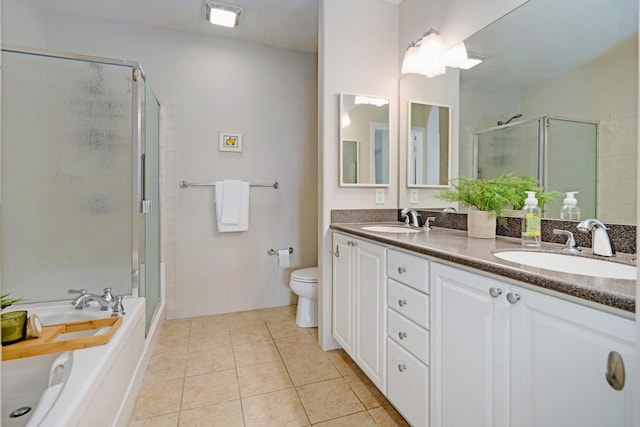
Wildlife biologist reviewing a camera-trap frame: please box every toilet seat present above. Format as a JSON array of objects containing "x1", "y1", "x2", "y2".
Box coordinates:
[{"x1": 291, "y1": 267, "x2": 318, "y2": 283}]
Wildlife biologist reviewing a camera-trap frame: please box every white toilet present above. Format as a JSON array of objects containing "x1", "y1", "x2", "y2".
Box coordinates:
[{"x1": 289, "y1": 267, "x2": 318, "y2": 327}]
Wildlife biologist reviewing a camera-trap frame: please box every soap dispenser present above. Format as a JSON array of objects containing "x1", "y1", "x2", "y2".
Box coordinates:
[
  {"x1": 522, "y1": 191, "x2": 541, "y2": 247},
  {"x1": 560, "y1": 191, "x2": 580, "y2": 220}
]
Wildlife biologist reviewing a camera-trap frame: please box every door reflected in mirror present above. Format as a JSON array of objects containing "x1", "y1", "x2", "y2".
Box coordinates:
[
  {"x1": 408, "y1": 102, "x2": 451, "y2": 187},
  {"x1": 340, "y1": 93, "x2": 390, "y2": 187}
]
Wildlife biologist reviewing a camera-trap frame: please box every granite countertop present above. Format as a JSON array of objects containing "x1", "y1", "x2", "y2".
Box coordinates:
[{"x1": 330, "y1": 222, "x2": 637, "y2": 316}]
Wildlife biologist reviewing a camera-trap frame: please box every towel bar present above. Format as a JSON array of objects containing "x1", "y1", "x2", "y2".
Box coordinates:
[{"x1": 179, "y1": 180, "x2": 279, "y2": 189}]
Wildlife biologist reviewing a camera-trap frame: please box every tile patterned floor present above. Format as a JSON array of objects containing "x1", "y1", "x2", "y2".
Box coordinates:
[{"x1": 129, "y1": 305, "x2": 409, "y2": 426}]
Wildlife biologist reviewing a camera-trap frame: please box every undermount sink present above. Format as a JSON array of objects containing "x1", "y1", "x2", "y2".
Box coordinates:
[
  {"x1": 362, "y1": 225, "x2": 422, "y2": 234},
  {"x1": 494, "y1": 250, "x2": 637, "y2": 280}
]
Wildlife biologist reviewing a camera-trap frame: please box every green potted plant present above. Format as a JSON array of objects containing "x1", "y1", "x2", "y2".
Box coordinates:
[
  {"x1": 1, "y1": 293, "x2": 27, "y2": 346},
  {"x1": 435, "y1": 173, "x2": 559, "y2": 238}
]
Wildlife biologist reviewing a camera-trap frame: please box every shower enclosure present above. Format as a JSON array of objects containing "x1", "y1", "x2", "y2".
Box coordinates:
[
  {"x1": 1, "y1": 47, "x2": 161, "y2": 335},
  {"x1": 473, "y1": 115, "x2": 597, "y2": 218}
]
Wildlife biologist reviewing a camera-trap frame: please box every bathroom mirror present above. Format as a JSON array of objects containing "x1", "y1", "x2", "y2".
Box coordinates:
[
  {"x1": 407, "y1": 102, "x2": 451, "y2": 187},
  {"x1": 340, "y1": 93, "x2": 390, "y2": 187},
  {"x1": 457, "y1": 0, "x2": 638, "y2": 223}
]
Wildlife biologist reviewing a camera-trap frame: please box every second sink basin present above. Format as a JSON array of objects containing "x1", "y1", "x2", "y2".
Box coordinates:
[
  {"x1": 362, "y1": 225, "x2": 422, "y2": 234},
  {"x1": 494, "y1": 250, "x2": 636, "y2": 280}
]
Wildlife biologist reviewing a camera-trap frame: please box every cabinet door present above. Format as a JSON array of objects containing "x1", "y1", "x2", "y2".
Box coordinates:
[
  {"x1": 332, "y1": 233, "x2": 354, "y2": 355},
  {"x1": 387, "y1": 338, "x2": 429, "y2": 427},
  {"x1": 354, "y1": 238, "x2": 387, "y2": 391},
  {"x1": 510, "y1": 286, "x2": 636, "y2": 427},
  {"x1": 431, "y1": 263, "x2": 510, "y2": 427}
]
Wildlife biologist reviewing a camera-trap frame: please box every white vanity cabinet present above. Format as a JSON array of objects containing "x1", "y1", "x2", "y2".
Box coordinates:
[
  {"x1": 431, "y1": 262, "x2": 636, "y2": 427},
  {"x1": 510, "y1": 286, "x2": 635, "y2": 427},
  {"x1": 332, "y1": 232, "x2": 386, "y2": 390},
  {"x1": 386, "y1": 250, "x2": 430, "y2": 427}
]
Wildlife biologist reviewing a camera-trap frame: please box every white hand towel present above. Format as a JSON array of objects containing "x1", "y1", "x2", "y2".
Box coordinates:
[{"x1": 215, "y1": 180, "x2": 249, "y2": 232}]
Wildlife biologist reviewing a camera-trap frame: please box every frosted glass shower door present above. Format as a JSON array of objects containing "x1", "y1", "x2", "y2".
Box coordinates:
[
  {"x1": 1, "y1": 50, "x2": 135, "y2": 302},
  {"x1": 475, "y1": 119, "x2": 541, "y2": 180}
]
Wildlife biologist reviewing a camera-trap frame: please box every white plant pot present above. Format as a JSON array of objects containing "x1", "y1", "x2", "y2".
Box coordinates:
[{"x1": 467, "y1": 210, "x2": 497, "y2": 239}]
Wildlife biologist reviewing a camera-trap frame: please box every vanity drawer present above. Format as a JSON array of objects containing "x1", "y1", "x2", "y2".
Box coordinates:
[
  {"x1": 388, "y1": 250, "x2": 429, "y2": 293},
  {"x1": 387, "y1": 338, "x2": 429, "y2": 427},
  {"x1": 388, "y1": 278, "x2": 429, "y2": 329},
  {"x1": 388, "y1": 308, "x2": 429, "y2": 365}
]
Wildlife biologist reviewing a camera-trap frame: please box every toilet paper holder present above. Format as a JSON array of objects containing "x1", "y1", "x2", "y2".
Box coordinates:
[{"x1": 267, "y1": 248, "x2": 294, "y2": 256}]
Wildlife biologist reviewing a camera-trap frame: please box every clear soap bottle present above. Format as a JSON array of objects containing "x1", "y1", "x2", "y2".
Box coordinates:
[
  {"x1": 522, "y1": 191, "x2": 541, "y2": 247},
  {"x1": 560, "y1": 191, "x2": 580, "y2": 220}
]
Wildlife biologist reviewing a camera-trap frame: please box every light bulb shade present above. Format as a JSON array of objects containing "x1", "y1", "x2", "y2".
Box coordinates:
[
  {"x1": 206, "y1": 1, "x2": 241, "y2": 27},
  {"x1": 418, "y1": 31, "x2": 446, "y2": 77},
  {"x1": 401, "y1": 44, "x2": 421, "y2": 74},
  {"x1": 459, "y1": 56, "x2": 483, "y2": 70},
  {"x1": 445, "y1": 42, "x2": 468, "y2": 68}
]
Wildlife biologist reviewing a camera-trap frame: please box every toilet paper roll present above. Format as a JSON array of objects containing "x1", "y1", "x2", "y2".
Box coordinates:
[{"x1": 277, "y1": 249, "x2": 290, "y2": 267}]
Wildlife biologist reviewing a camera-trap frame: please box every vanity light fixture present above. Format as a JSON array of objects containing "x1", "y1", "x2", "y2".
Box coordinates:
[
  {"x1": 205, "y1": 1, "x2": 242, "y2": 28},
  {"x1": 354, "y1": 96, "x2": 389, "y2": 106},
  {"x1": 402, "y1": 29, "x2": 483, "y2": 77}
]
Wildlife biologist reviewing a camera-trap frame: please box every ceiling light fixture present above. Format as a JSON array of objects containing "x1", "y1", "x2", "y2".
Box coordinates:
[
  {"x1": 402, "y1": 29, "x2": 484, "y2": 77},
  {"x1": 206, "y1": 1, "x2": 242, "y2": 28}
]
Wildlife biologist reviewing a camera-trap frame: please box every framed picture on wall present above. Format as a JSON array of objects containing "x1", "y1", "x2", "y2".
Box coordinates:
[{"x1": 218, "y1": 132, "x2": 243, "y2": 152}]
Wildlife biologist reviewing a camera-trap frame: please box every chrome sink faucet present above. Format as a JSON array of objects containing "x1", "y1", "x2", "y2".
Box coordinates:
[
  {"x1": 553, "y1": 229, "x2": 581, "y2": 253},
  {"x1": 577, "y1": 219, "x2": 616, "y2": 257},
  {"x1": 401, "y1": 208, "x2": 423, "y2": 228},
  {"x1": 69, "y1": 287, "x2": 115, "y2": 311}
]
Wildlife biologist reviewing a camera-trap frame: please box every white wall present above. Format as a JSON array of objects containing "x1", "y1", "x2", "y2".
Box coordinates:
[
  {"x1": 3, "y1": 3, "x2": 318, "y2": 318},
  {"x1": 319, "y1": 0, "x2": 400, "y2": 350}
]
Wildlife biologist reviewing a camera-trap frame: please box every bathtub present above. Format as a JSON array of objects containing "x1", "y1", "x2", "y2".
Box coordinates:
[{"x1": 2, "y1": 297, "x2": 145, "y2": 427}]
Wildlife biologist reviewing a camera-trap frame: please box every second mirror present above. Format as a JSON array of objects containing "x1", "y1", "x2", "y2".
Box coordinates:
[{"x1": 408, "y1": 102, "x2": 451, "y2": 187}]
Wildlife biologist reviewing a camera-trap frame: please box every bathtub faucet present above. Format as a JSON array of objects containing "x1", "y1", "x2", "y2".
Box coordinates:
[{"x1": 69, "y1": 287, "x2": 115, "y2": 311}]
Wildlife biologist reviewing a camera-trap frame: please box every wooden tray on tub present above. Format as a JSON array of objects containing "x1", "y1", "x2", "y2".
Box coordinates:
[{"x1": 2, "y1": 316, "x2": 122, "y2": 361}]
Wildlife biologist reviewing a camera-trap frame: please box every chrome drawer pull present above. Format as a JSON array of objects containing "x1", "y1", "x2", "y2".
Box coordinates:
[
  {"x1": 489, "y1": 287, "x2": 503, "y2": 298},
  {"x1": 398, "y1": 364, "x2": 407, "y2": 372},
  {"x1": 333, "y1": 245, "x2": 340, "y2": 257},
  {"x1": 398, "y1": 299, "x2": 407, "y2": 307},
  {"x1": 398, "y1": 331, "x2": 407, "y2": 340},
  {"x1": 398, "y1": 266, "x2": 407, "y2": 274}
]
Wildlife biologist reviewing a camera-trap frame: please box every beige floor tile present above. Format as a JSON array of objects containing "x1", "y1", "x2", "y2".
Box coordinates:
[
  {"x1": 155, "y1": 335, "x2": 189, "y2": 355},
  {"x1": 128, "y1": 412, "x2": 180, "y2": 427},
  {"x1": 242, "y1": 388, "x2": 309, "y2": 427},
  {"x1": 230, "y1": 323, "x2": 272, "y2": 345},
  {"x1": 275, "y1": 334, "x2": 323, "y2": 360},
  {"x1": 297, "y1": 378, "x2": 365, "y2": 424},
  {"x1": 266, "y1": 318, "x2": 309, "y2": 339},
  {"x1": 132, "y1": 378, "x2": 184, "y2": 420},
  {"x1": 233, "y1": 339, "x2": 282, "y2": 367},
  {"x1": 161, "y1": 319, "x2": 191, "y2": 337},
  {"x1": 182, "y1": 369, "x2": 240, "y2": 410},
  {"x1": 190, "y1": 313, "x2": 228, "y2": 331},
  {"x1": 325, "y1": 349, "x2": 363, "y2": 377},
  {"x1": 284, "y1": 353, "x2": 341, "y2": 386},
  {"x1": 178, "y1": 400, "x2": 244, "y2": 427},
  {"x1": 308, "y1": 327, "x2": 319, "y2": 339},
  {"x1": 188, "y1": 330, "x2": 232, "y2": 353},
  {"x1": 237, "y1": 360, "x2": 293, "y2": 397},
  {"x1": 311, "y1": 410, "x2": 378, "y2": 427},
  {"x1": 260, "y1": 305, "x2": 297, "y2": 323},
  {"x1": 144, "y1": 353, "x2": 187, "y2": 384},
  {"x1": 186, "y1": 346, "x2": 235, "y2": 377},
  {"x1": 368, "y1": 405, "x2": 410, "y2": 427},
  {"x1": 343, "y1": 372, "x2": 388, "y2": 409},
  {"x1": 225, "y1": 310, "x2": 264, "y2": 328}
]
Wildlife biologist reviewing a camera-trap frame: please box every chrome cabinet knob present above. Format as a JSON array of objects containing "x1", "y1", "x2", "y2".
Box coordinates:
[
  {"x1": 398, "y1": 299, "x2": 407, "y2": 307},
  {"x1": 397, "y1": 266, "x2": 407, "y2": 274},
  {"x1": 489, "y1": 287, "x2": 503, "y2": 298},
  {"x1": 398, "y1": 331, "x2": 407, "y2": 340},
  {"x1": 506, "y1": 292, "x2": 521, "y2": 304},
  {"x1": 398, "y1": 364, "x2": 407, "y2": 372},
  {"x1": 606, "y1": 351, "x2": 625, "y2": 390}
]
